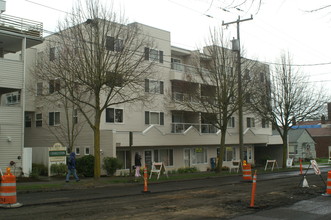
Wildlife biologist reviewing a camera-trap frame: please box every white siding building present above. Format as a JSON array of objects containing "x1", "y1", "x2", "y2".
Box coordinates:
[{"x1": 0, "y1": 1, "x2": 43, "y2": 175}]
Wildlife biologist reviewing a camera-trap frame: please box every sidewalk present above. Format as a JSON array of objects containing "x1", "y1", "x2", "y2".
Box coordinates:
[{"x1": 231, "y1": 196, "x2": 331, "y2": 220}]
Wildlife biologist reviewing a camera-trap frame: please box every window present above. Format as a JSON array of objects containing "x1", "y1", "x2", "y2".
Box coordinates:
[
  {"x1": 245, "y1": 93, "x2": 251, "y2": 103},
  {"x1": 6, "y1": 92, "x2": 20, "y2": 105},
  {"x1": 49, "y1": 79, "x2": 60, "y2": 94},
  {"x1": 145, "y1": 79, "x2": 164, "y2": 94},
  {"x1": 36, "y1": 113, "x2": 42, "y2": 127},
  {"x1": 84, "y1": 147, "x2": 90, "y2": 155},
  {"x1": 106, "y1": 71, "x2": 123, "y2": 87},
  {"x1": 117, "y1": 150, "x2": 131, "y2": 169},
  {"x1": 144, "y1": 47, "x2": 163, "y2": 63},
  {"x1": 247, "y1": 117, "x2": 255, "y2": 128},
  {"x1": 49, "y1": 112, "x2": 60, "y2": 126},
  {"x1": 25, "y1": 113, "x2": 32, "y2": 128},
  {"x1": 262, "y1": 118, "x2": 269, "y2": 128},
  {"x1": 244, "y1": 69, "x2": 250, "y2": 80},
  {"x1": 106, "y1": 108, "x2": 123, "y2": 123},
  {"x1": 153, "y1": 149, "x2": 174, "y2": 166},
  {"x1": 75, "y1": 147, "x2": 80, "y2": 155},
  {"x1": 227, "y1": 117, "x2": 235, "y2": 128},
  {"x1": 50, "y1": 47, "x2": 58, "y2": 61},
  {"x1": 260, "y1": 72, "x2": 265, "y2": 82},
  {"x1": 106, "y1": 36, "x2": 124, "y2": 52},
  {"x1": 192, "y1": 148, "x2": 207, "y2": 164},
  {"x1": 36, "y1": 82, "x2": 43, "y2": 96},
  {"x1": 73, "y1": 109, "x2": 78, "y2": 124},
  {"x1": 221, "y1": 147, "x2": 237, "y2": 161},
  {"x1": 145, "y1": 111, "x2": 164, "y2": 125}
]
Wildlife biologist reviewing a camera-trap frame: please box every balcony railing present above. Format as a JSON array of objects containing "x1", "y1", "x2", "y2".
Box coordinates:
[
  {"x1": 0, "y1": 14, "x2": 43, "y2": 38},
  {"x1": 171, "y1": 62, "x2": 210, "y2": 75},
  {"x1": 171, "y1": 123, "x2": 218, "y2": 134}
]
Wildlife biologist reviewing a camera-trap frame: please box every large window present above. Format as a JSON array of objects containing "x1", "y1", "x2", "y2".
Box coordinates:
[
  {"x1": 227, "y1": 117, "x2": 235, "y2": 128},
  {"x1": 25, "y1": 113, "x2": 32, "y2": 127},
  {"x1": 145, "y1": 79, "x2": 164, "y2": 94},
  {"x1": 106, "y1": 36, "x2": 123, "y2": 52},
  {"x1": 50, "y1": 47, "x2": 58, "y2": 61},
  {"x1": 144, "y1": 47, "x2": 163, "y2": 63},
  {"x1": 49, "y1": 79, "x2": 60, "y2": 94},
  {"x1": 145, "y1": 111, "x2": 164, "y2": 125},
  {"x1": 106, "y1": 108, "x2": 123, "y2": 123},
  {"x1": 154, "y1": 149, "x2": 174, "y2": 166},
  {"x1": 247, "y1": 117, "x2": 255, "y2": 128},
  {"x1": 49, "y1": 112, "x2": 60, "y2": 126},
  {"x1": 6, "y1": 92, "x2": 20, "y2": 105},
  {"x1": 73, "y1": 109, "x2": 78, "y2": 124},
  {"x1": 117, "y1": 150, "x2": 131, "y2": 169},
  {"x1": 36, "y1": 113, "x2": 42, "y2": 127},
  {"x1": 192, "y1": 148, "x2": 207, "y2": 165},
  {"x1": 223, "y1": 147, "x2": 236, "y2": 161},
  {"x1": 36, "y1": 82, "x2": 43, "y2": 96},
  {"x1": 262, "y1": 118, "x2": 269, "y2": 128}
]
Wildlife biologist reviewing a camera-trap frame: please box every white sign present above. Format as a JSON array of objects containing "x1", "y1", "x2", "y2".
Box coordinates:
[
  {"x1": 310, "y1": 160, "x2": 321, "y2": 175},
  {"x1": 286, "y1": 158, "x2": 293, "y2": 168},
  {"x1": 48, "y1": 143, "x2": 67, "y2": 176}
]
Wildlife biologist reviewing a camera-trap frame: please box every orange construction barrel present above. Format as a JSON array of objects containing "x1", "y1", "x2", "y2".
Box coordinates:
[
  {"x1": 0, "y1": 172, "x2": 17, "y2": 204},
  {"x1": 322, "y1": 170, "x2": 331, "y2": 197},
  {"x1": 242, "y1": 164, "x2": 252, "y2": 181}
]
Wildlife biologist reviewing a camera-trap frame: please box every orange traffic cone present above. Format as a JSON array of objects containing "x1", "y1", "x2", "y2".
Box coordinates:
[
  {"x1": 0, "y1": 167, "x2": 23, "y2": 208},
  {"x1": 142, "y1": 165, "x2": 150, "y2": 193},
  {"x1": 322, "y1": 171, "x2": 331, "y2": 197},
  {"x1": 249, "y1": 170, "x2": 257, "y2": 208}
]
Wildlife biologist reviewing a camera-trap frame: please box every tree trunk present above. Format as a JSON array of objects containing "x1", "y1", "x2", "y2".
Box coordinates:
[
  {"x1": 282, "y1": 131, "x2": 288, "y2": 168},
  {"x1": 93, "y1": 110, "x2": 101, "y2": 179},
  {"x1": 216, "y1": 129, "x2": 227, "y2": 173}
]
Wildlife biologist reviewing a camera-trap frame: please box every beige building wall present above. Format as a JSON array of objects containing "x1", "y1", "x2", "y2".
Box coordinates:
[{"x1": 23, "y1": 21, "x2": 282, "y2": 174}]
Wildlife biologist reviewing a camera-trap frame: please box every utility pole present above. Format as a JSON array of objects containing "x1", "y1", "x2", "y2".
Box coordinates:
[{"x1": 222, "y1": 15, "x2": 253, "y2": 162}]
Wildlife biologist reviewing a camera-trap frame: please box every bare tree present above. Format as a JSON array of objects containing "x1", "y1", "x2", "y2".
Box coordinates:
[
  {"x1": 250, "y1": 53, "x2": 329, "y2": 168},
  {"x1": 176, "y1": 29, "x2": 263, "y2": 172},
  {"x1": 33, "y1": 0, "x2": 154, "y2": 179}
]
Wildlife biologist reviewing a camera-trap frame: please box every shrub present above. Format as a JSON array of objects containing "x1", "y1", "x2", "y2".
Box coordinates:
[
  {"x1": 177, "y1": 167, "x2": 198, "y2": 174},
  {"x1": 102, "y1": 157, "x2": 122, "y2": 176},
  {"x1": 76, "y1": 155, "x2": 94, "y2": 177},
  {"x1": 50, "y1": 163, "x2": 67, "y2": 176},
  {"x1": 31, "y1": 163, "x2": 48, "y2": 176}
]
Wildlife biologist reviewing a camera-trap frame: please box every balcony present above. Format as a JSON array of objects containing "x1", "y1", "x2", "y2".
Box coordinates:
[
  {"x1": 171, "y1": 123, "x2": 218, "y2": 134},
  {"x1": 0, "y1": 14, "x2": 43, "y2": 38}
]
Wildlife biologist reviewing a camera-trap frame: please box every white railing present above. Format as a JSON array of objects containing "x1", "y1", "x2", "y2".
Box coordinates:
[
  {"x1": 0, "y1": 14, "x2": 43, "y2": 38},
  {"x1": 171, "y1": 62, "x2": 210, "y2": 75},
  {"x1": 171, "y1": 123, "x2": 218, "y2": 134}
]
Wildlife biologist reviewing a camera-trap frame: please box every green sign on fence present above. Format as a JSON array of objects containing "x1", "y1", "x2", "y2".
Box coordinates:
[{"x1": 49, "y1": 151, "x2": 66, "y2": 157}]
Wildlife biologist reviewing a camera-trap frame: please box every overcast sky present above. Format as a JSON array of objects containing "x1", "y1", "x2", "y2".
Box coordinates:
[{"x1": 4, "y1": 0, "x2": 331, "y2": 88}]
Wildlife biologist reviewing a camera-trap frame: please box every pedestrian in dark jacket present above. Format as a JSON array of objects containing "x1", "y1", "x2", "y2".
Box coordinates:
[
  {"x1": 134, "y1": 153, "x2": 142, "y2": 177},
  {"x1": 66, "y1": 152, "x2": 80, "y2": 182}
]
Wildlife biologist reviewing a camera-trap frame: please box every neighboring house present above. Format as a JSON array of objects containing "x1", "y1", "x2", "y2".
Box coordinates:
[
  {"x1": 0, "y1": 1, "x2": 43, "y2": 175},
  {"x1": 23, "y1": 20, "x2": 282, "y2": 173},
  {"x1": 292, "y1": 102, "x2": 331, "y2": 158},
  {"x1": 288, "y1": 129, "x2": 316, "y2": 161},
  {"x1": 306, "y1": 128, "x2": 331, "y2": 158}
]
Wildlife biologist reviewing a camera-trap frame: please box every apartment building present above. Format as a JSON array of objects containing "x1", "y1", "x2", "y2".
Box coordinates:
[
  {"x1": 24, "y1": 19, "x2": 281, "y2": 174},
  {"x1": 0, "y1": 0, "x2": 43, "y2": 175}
]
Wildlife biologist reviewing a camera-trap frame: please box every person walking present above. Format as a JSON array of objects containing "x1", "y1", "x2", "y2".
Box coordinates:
[
  {"x1": 134, "y1": 152, "x2": 142, "y2": 178},
  {"x1": 66, "y1": 152, "x2": 80, "y2": 182}
]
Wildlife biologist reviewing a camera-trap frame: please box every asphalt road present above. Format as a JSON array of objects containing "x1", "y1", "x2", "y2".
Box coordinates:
[{"x1": 1, "y1": 167, "x2": 330, "y2": 220}]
